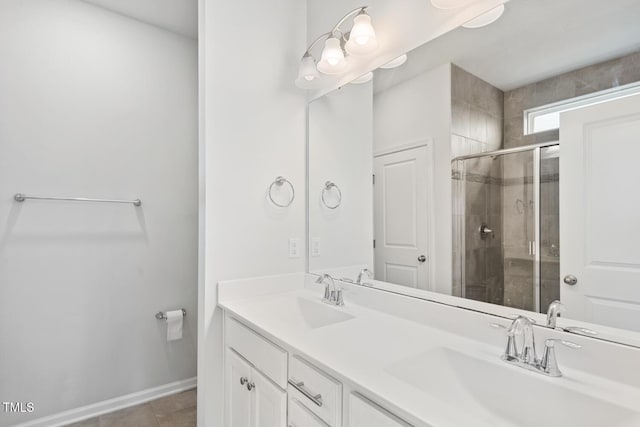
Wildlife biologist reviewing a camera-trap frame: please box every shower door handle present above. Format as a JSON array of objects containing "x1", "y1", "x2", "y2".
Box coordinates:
[{"x1": 418, "y1": 255, "x2": 427, "y2": 263}]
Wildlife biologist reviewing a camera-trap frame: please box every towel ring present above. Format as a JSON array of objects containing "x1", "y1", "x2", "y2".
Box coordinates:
[
  {"x1": 322, "y1": 181, "x2": 342, "y2": 209},
  {"x1": 268, "y1": 176, "x2": 295, "y2": 207}
]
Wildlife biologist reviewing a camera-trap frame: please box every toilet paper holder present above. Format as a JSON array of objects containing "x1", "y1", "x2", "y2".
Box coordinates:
[{"x1": 155, "y1": 309, "x2": 187, "y2": 320}]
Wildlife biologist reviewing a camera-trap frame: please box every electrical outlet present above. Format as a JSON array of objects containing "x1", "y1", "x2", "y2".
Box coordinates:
[
  {"x1": 289, "y1": 238, "x2": 300, "y2": 258},
  {"x1": 311, "y1": 237, "x2": 321, "y2": 257}
]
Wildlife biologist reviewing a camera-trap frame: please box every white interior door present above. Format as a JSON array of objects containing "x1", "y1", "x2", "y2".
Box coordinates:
[
  {"x1": 374, "y1": 145, "x2": 431, "y2": 289},
  {"x1": 560, "y1": 93, "x2": 640, "y2": 331}
]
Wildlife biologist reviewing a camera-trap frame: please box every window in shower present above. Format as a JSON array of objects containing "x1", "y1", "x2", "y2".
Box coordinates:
[{"x1": 524, "y1": 81, "x2": 640, "y2": 135}]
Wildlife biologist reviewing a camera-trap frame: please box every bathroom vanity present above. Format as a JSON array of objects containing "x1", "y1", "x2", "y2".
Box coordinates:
[{"x1": 218, "y1": 273, "x2": 640, "y2": 427}]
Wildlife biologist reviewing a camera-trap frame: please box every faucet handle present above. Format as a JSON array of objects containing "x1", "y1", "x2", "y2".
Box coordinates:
[
  {"x1": 335, "y1": 288, "x2": 344, "y2": 306},
  {"x1": 540, "y1": 339, "x2": 581, "y2": 377},
  {"x1": 323, "y1": 283, "x2": 331, "y2": 301},
  {"x1": 489, "y1": 323, "x2": 519, "y2": 360},
  {"x1": 546, "y1": 339, "x2": 581, "y2": 349},
  {"x1": 563, "y1": 326, "x2": 598, "y2": 336}
]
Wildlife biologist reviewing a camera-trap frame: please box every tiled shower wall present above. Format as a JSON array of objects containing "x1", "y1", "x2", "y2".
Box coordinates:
[
  {"x1": 502, "y1": 50, "x2": 640, "y2": 310},
  {"x1": 451, "y1": 65, "x2": 504, "y2": 302}
]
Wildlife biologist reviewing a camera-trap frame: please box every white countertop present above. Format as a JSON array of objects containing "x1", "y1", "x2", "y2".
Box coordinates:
[{"x1": 218, "y1": 273, "x2": 640, "y2": 427}]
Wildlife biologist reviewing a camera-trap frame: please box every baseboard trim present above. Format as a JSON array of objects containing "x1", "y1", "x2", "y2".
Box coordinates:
[{"x1": 14, "y1": 377, "x2": 197, "y2": 427}]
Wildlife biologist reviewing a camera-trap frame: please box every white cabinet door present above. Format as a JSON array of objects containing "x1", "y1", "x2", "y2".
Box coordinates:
[
  {"x1": 227, "y1": 349, "x2": 252, "y2": 427},
  {"x1": 252, "y1": 368, "x2": 286, "y2": 427},
  {"x1": 374, "y1": 145, "x2": 432, "y2": 290},
  {"x1": 349, "y1": 393, "x2": 410, "y2": 427},
  {"x1": 560, "y1": 93, "x2": 640, "y2": 331}
]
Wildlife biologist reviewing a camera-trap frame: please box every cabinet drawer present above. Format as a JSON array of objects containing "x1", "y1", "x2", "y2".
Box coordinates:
[
  {"x1": 289, "y1": 397, "x2": 329, "y2": 427},
  {"x1": 349, "y1": 393, "x2": 412, "y2": 427},
  {"x1": 289, "y1": 356, "x2": 342, "y2": 426},
  {"x1": 226, "y1": 317, "x2": 288, "y2": 389}
]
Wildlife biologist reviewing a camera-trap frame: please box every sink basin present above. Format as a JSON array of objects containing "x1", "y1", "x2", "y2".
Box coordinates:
[
  {"x1": 387, "y1": 347, "x2": 640, "y2": 427},
  {"x1": 264, "y1": 296, "x2": 354, "y2": 329}
]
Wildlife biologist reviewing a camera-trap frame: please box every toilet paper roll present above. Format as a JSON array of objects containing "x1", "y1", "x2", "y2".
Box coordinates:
[{"x1": 165, "y1": 310, "x2": 183, "y2": 341}]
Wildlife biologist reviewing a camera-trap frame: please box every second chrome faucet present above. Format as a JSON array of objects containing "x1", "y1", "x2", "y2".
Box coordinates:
[
  {"x1": 315, "y1": 274, "x2": 344, "y2": 306},
  {"x1": 499, "y1": 315, "x2": 581, "y2": 377}
]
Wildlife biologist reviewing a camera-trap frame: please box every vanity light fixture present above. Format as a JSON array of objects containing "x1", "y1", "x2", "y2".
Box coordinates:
[
  {"x1": 462, "y1": 4, "x2": 506, "y2": 28},
  {"x1": 351, "y1": 72, "x2": 374, "y2": 84},
  {"x1": 344, "y1": 10, "x2": 378, "y2": 54},
  {"x1": 295, "y1": 6, "x2": 378, "y2": 89},
  {"x1": 317, "y1": 36, "x2": 348, "y2": 74},
  {"x1": 380, "y1": 54, "x2": 407, "y2": 69},
  {"x1": 295, "y1": 53, "x2": 321, "y2": 89}
]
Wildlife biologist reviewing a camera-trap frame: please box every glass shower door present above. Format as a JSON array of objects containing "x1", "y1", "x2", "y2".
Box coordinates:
[{"x1": 454, "y1": 149, "x2": 538, "y2": 312}]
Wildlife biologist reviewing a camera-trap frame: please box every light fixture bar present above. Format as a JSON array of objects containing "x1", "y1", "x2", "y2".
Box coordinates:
[{"x1": 301, "y1": 32, "x2": 331, "y2": 59}]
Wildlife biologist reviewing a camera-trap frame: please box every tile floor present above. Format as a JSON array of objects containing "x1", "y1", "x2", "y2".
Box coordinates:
[{"x1": 65, "y1": 388, "x2": 196, "y2": 427}]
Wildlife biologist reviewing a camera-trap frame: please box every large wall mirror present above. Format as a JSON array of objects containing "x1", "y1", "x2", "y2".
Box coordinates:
[{"x1": 308, "y1": 0, "x2": 640, "y2": 346}]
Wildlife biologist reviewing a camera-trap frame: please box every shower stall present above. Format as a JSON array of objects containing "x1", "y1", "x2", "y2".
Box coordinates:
[{"x1": 452, "y1": 142, "x2": 560, "y2": 313}]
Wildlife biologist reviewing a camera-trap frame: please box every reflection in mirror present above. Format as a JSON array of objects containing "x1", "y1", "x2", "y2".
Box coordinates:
[{"x1": 308, "y1": 0, "x2": 640, "y2": 341}]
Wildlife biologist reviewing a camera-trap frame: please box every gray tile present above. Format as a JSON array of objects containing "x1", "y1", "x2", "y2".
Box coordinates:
[
  {"x1": 468, "y1": 107, "x2": 487, "y2": 143},
  {"x1": 486, "y1": 116, "x2": 503, "y2": 150},
  {"x1": 503, "y1": 274, "x2": 535, "y2": 311},
  {"x1": 150, "y1": 389, "x2": 197, "y2": 418},
  {"x1": 465, "y1": 285, "x2": 489, "y2": 302},
  {"x1": 503, "y1": 115, "x2": 524, "y2": 142},
  {"x1": 488, "y1": 184, "x2": 502, "y2": 217},
  {"x1": 451, "y1": 134, "x2": 467, "y2": 158},
  {"x1": 465, "y1": 248, "x2": 486, "y2": 285},
  {"x1": 465, "y1": 214, "x2": 487, "y2": 251},
  {"x1": 504, "y1": 84, "x2": 536, "y2": 120},
  {"x1": 534, "y1": 74, "x2": 579, "y2": 106},
  {"x1": 451, "y1": 64, "x2": 470, "y2": 103},
  {"x1": 99, "y1": 403, "x2": 159, "y2": 427},
  {"x1": 541, "y1": 260, "x2": 560, "y2": 280},
  {"x1": 465, "y1": 182, "x2": 486, "y2": 216},
  {"x1": 451, "y1": 100, "x2": 470, "y2": 138}
]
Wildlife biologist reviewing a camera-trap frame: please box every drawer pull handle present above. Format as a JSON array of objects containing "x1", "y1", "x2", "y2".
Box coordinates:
[{"x1": 288, "y1": 378, "x2": 323, "y2": 407}]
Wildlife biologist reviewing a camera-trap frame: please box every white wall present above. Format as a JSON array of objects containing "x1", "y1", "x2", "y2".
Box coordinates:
[
  {"x1": 0, "y1": 1, "x2": 198, "y2": 425},
  {"x1": 199, "y1": 0, "x2": 307, "y2": 425},
  {"x1": 308, "y1": 83, "x2": 374, "y2": 276},
  {"x1": 373, "y1": 64, "x2": 453, "y2": 293}
]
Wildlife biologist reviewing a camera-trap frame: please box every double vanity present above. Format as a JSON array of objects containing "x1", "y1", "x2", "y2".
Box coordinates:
[{"x1": 218, "y1": 273, "x2": 640, "y2": 427}]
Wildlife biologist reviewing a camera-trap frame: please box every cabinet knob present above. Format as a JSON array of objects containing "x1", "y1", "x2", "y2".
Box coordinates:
[
  {"x1": 246, "y1": 381, "x2": 255, "y2": 391},
  {"x1": 240, "y1": 377, "x2": 248, "y2": 386},
  {"x1": 418, "y1": 255, "x2": 427, "y2": 263}
]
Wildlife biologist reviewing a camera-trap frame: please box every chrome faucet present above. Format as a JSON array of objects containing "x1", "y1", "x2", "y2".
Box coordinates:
[
  {"x1": 315, "y1": 274, "x2": 343, "y2": 306},
  {"x1": 505, "y1": 316, "x2": 538, "y2": 364},
  {"x1": 497, "y1": 315, "x2": 581, "y2": 377},
  {"x1": 546, "y1": 300, "x2": 598, "y2": 336},
  {"x1": 546, "y1": 300, "x2": 566, "y2": 329},
  {"x1": 356, "y1": 268, "x2": 373, "y2": 286}
]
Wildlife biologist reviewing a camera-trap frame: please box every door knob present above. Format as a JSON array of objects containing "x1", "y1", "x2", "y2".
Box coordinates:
[
  {"x1": 563, "y1": 275, "x2": 578, "y2": 286},
  {"x1": 418, "y1": 255, "x2": 427, "y2": 263}
]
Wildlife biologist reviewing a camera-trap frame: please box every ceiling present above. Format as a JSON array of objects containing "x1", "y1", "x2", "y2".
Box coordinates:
[
  {"x1": 80, "y1": 0, "x2": 198, "y2": 39},
  {"x1": 374, "y1": 0, "x2": 640, "y2": 93}
]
